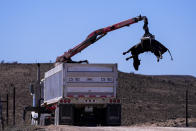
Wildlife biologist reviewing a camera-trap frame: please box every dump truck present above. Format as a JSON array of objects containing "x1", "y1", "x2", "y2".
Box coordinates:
[{"x1": 39, "y1": 63, "x2": 121, "y2": 126}]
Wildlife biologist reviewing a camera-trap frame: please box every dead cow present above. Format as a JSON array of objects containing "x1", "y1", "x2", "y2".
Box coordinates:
[{"x1": 123, "y1": 38, "x2": 173, "y2": 70}]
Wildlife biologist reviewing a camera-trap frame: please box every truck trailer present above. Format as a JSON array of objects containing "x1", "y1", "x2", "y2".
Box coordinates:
[{"x1": 39, "y1": 63, "x2": 121, "y2": 126}]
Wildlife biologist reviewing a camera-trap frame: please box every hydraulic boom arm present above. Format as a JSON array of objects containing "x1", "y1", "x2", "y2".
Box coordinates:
[{"x1": 56, "y1": 15, "x2": 151, "y2": 63}]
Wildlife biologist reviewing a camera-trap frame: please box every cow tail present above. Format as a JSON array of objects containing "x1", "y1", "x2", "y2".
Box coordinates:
[{"x1": 167, "y1": 49, "x2": 173, "y2": 61}]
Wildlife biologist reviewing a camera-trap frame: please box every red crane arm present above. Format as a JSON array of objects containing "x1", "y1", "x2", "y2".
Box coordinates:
[{"x1": 56, "y1": 15, "x2": 148, "y2": 62}]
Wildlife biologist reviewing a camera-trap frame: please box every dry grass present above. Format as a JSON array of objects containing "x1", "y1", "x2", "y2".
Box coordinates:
[
  {"x1": 0, "y1": 63, "x2": 53, "y2": 129},
  {"x1": 0, "y1": 63, "x2": 196, "y2": 129},
  {"x1": 118, "y1": 72, "x2": 196, "y2": 126}
]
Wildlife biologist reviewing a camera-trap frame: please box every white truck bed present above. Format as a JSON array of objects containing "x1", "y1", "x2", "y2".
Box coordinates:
[{"x1": 44, "y1": 63, "x2": 118, "y2": 104}]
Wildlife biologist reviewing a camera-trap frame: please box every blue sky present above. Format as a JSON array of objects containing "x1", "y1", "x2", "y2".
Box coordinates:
[{"x1": 0, "y1": 0, "x2": 196, "y2": 76}]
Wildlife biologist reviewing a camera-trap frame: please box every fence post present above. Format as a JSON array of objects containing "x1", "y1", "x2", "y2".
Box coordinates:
[
  {"x1": 13, "y1": 86, "x2": 15, "y2": 126},
  {"x1": 0, "y1": 95, "x2": 4, "y2": 130},
  {"x1": 6, "y1": 94, "x2": 8, "y2": 126},
  {"x1": 186, "y1": 88, "x2": 189, "y2": 127}
]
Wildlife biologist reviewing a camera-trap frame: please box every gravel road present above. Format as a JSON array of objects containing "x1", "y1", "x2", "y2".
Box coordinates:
[{"x1": 43, "y1": 125, "x2": 196, "y2": 131}]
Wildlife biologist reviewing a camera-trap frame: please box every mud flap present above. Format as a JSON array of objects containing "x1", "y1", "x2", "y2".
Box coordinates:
[
  {"x1": 55, "y1": 104, "x2": 74, "y2": 125},
  {"x1": 106, "y1": 104, "x2": 121, "y2": 126}
]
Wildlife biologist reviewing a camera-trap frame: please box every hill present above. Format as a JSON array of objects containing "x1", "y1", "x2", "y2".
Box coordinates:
[{"x1": 0, "y1": 63, "x2": 196, "y2": 127}]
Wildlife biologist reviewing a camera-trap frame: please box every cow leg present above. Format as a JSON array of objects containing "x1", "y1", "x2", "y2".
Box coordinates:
[
  {"x1": 126, "y1": 56, "x2": 133, "y2": 61},
  {"x1": 156, "y1": 56, "x2": 160, "y2": 62},
  {"x1": 123, "y1": 47, "x2": 133, "y2": 55},
  {"x1": 123, "y1": 51, "x2": 128, "y2": 55},
  {"x1": 78, "y1": 60, "x2": 89, "y2": 64},
  {"x1": 133, "y1": 56, "x2": 140, "y2": 70},
  {"x1": 159, "y1": 51, "x2": 163, "y2": 59}
]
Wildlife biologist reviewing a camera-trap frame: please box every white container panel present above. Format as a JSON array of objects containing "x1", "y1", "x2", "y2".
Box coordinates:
[{"x1": 44, "y1": 64, "x2": 63, "y2": 102}]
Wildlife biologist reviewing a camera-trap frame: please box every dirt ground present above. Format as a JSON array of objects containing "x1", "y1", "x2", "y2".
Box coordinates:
[
  {"x1": 42, "y1": 126, "x2": 196, "y2": 131},
  {"x1": 3, "y1": 125, "x2": 196, "y2": 131},
  {"x1": 3, "y1": 118, "x2": 196, "y2": 131}
]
